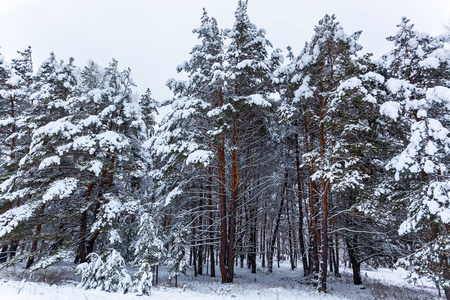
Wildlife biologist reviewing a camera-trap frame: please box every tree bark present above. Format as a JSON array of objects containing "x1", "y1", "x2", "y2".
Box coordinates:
[
  {"x1": 318, "y1": 108, "x2": 330, "y2": 292},
  {"x1": 78, "y1": 210, "x2": 88, "y2": 263},
  {"x1": 225, "y1": 115, "x2": 240, "y2": 283},
  {"x1": 218, "y1": 132, "x2": 228, "y2": 283},
  {"x1": 346, "y1": 239, "x2": 362, "y2": 285},
  {"x1": 207, "y1": 175, "x2": 215, "y2": 277},
  {"x1": 304, "y1": 118, "x2": 320, "y2": 276},
  {"x1": 294, "y1": 132, "x2": 309, "y2": 275},
  {"x1": 318, "y1": 181, "x2": 330, "y2": 292}
]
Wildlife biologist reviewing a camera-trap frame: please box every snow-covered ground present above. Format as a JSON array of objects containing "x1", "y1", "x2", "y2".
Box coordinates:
[{"x1": 0, "y1": 261, "x2": 442, "y2": 299}]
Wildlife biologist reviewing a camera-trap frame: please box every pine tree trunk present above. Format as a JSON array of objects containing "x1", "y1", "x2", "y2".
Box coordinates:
[
  {"x1": 0, "y1": 245, "x2": 8, "y2": 263},
  {"x1": 26, "y1": 203, "x2": 45, "y2": 269},
  {"x1": 305, "y1": 119, "x2": 320, "y2": 276},
  {"x1": 329, "y1": 243, "x2": 334, "y2": 273},
  {"x1": 215, "y1": 88, "x2": 229, "y2": 284},
  {"x1": 249, "y1": 215, "x2": 257, "y2": 273},
  {"x1": 78, "y1": 210, "x2": 88, "y2": 263},
  {"x1": 329, "y1": 236, "x2": 336, "y2": 274},
  {"x1": 85, "y1": 232, "x2": 99, "y2": 256},
  {"x1": 318, "y1": 182, "x2": 330, "y2": 292},
  {"x1": 227, "y1": 190, "x2": 237, "y2": 283},
  {"x1": 277, "y1": 234, "x2": 281, "y2": 269},
  {"x1": 444, "y1": 287, "x2": 450, "y2": 300},
  {"x1": 442, "y1": 255, "x2": 450, "y2": 300},
  {"x1": 247, "y1": 193, "x2": 257, "y2": 274},
  {"x1": 268, "y1": 171, "x2": 288, "y2": 273},
  {"x1": 198, "y1": 196, "x2": 203, "y2": 276},
  {"x1": 85, "y1": 202, "x2": 101, "y2": 256},
  {"x1": 261, "y1": 199, "x2": 267, "y2": 268},
  {"x1": 193, "y1": 243, "x2": 198, "y2": 277},
  {"x1": 198, "y1": 241, "x2": 203, "y2": 276},
  {"x1": 207, "y1": 174, "x2": 215, "y2": 277},
  {"x1": 287, "y1": 202, "x2": 295, "y2": 271},
  {"x1": 218, "y1": 134, "x2": 228, "y2": 283},
  {"x1": 295, "y1": 132, "x2": 309, "y2": 275},
  {"x1": 346, "y1": 239, "x2": 362, "y2": 285},
  {"x1": 334, "y1": 233, "x2": 340, "y2": 277},
  {"x1": 309, "y1": 178, "x2": 320, "y2": 276},
  {"x1": 78, "y1": 182, "x2": 95, "y2": 263},
  {"x1": 226, "y1": 116, "x2": 240, "y2": 283},
  {"x1": 318, "y1": 114, "x2": 330, "y2": 292}
]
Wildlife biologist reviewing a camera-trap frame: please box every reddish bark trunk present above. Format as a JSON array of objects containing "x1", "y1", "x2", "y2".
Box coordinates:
[
  {"x1": 318, "y1": 119, "x2": 331, "y2": 292},
  {"x1": 218, "y1": 135, "x2": 228, "y2": 283},
  {"x1": 294, "y1": 131, "x2": 309, "y2": 275},
  {"x1": 207, "y1": 174, "x2": 216, "y2": 277}
]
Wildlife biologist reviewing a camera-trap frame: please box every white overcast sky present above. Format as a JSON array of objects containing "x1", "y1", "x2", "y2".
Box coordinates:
[{"x1": 0, "y1": 0, "x2": 449, "y2": 102}]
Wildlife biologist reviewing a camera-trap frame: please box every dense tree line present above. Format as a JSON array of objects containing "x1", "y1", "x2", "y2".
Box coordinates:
[{"x1": 0, "y1": 0, "x2": 449, "y2": 297}]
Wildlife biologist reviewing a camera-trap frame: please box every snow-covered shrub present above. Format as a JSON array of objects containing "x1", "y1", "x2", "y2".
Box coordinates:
[
  {"x1": 130, "y1": 262, "x2": 153, "y2": 296},
  {"x1": 166, "y1": 226, "x2": 190, "y2": 280},
  {"x1": 76, "y1": 249, "x2": 131, "y2": 293},
  {"x1": 133, "y1": 213, "x2": 165, "y2": 266}
]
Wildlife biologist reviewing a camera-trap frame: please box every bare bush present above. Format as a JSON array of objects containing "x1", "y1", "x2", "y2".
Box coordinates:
[
  {"x1": 366, "y1": 280, "x2": 439, "y2": 300},
  {"x1": 1, "y1": 267, "x2": 74, "y2": 286}
]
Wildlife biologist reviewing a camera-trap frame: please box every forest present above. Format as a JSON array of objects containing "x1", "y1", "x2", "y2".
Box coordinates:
[{"x1": 0, "y1": 0, "x2": 449, "y2": 298}]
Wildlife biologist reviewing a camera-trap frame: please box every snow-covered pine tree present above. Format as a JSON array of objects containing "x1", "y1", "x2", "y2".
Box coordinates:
[
  {"x1": 132, "y1": 212, "x2": 164, "y2": 293},
  {"x1": 153, "y1": 8, "x2": 223, "y2": 203},
  {"x1": 11, "y1": 47, "x2": 33, "y2": 89},
  {"x1": 329, "y1": 61, "x2": 409, "y2": 285},
  {"x1": 149, "y1": 8, "x2": 225, "y2": 282},
  {"x1": 0, "y1": 47, "x2": 33, "y2": 263},
  {"x1": 281, "y1": 14, "x2": 378, "y2": 291},
  {"x1": 66, "y1": 59, "x2": 150, "y2": 263},
  {"x1": 64, "y1": 60, "x2": 109, "y2": 263},
  {"x1": 130, "y1": 261, "x2": 153, "y2": 295},
  {"x1": 0, "y1": 54, "x2": 152, "y2": 272},
  {"x1": 0, "y1": 52, "x2": 80, "y2": 269},
  {"x1": 274, "y1": 46, "x2": 311, "y2": 275},
  {"x1": 379, "y1": 17, "x2": 450, "y2": 297},
  {"x1": 77, "y1": 249, "x2": 131, "y2": 293},
  {"x1": 165, "y1": 223, "x2": 189, "y2": 287},
  {"x1": 220, "y1": 0, "x2": 280, "y2": 282},
  {"x1": 139, "y1": 88, "x2": 157, "y2": 137}
]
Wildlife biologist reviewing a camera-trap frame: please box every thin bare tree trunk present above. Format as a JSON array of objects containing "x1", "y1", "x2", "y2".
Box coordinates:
[
  {"x1": 0, "y1": 245, "x2": 8, "y2": 263},
  {"x1": 441, "y1": 255, "x2": 450, "y2": 300},
  {"x1": 287, "y1": 201, "x2": 295, "y2": 271},
  {"x1": 26, "y1": 203, "x2": 46, "y2": 269},
  {"x1": 207, "y1": 174, "x2": 215, "y2": 277},
  {"x1": 218, "y1": 133, "x2": 228, "y2": 283},
  {"x1": 268, "y1": 171, "x2": 288, "y2": 273},
  {"x1": 333, "y1": 232, "x2": 340, "y2": 277},
  {"x1": 198, "y1": 195, "x2": 203, "y2": 276}
]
